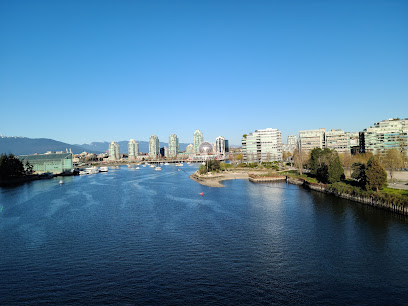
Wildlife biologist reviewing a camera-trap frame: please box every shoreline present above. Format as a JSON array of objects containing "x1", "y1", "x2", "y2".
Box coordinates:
[{"x1": 190, "y1": 171, "x2": 253, "y2": 187}]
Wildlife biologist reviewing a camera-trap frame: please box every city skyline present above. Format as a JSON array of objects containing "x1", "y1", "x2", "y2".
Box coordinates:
[{"x1": 1, "y1": 1, "x2": 407, "y2": 145}]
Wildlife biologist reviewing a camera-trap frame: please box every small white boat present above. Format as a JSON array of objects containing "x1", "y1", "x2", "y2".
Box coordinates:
[
  {"x1": 79, "y1": 171, "x2": 88, "y2": 175},
  {"x1": 175, "y1": 163, "x2": 183, "y2": 167},
  {"x1": 150, "y1": 165, "x2": 155, "y2": 168},
  {"x1": 59, "y1": 180, "x2": 63, "y2": 185},
  {"x1": 164, "y1": 163, "x2": 169, "y2": 165},
  {"x1": 99, "y1": 166, "x2": 108, "y2": 172},
  {"x1": 135, "y1": 167, "x2": 140, "y2": 170},
  {"x1": 85, "y1": 167, "x2": 99, "y2": 174},
  {"x1": 154, "y1": 167, "x2": 162, "y2": 171},
  {"x1": 187, "y1": 162, "x2": 191, "y2": 165},
  {"x1": 142, "y1": 164, "x2": 146, "y2": 167}
]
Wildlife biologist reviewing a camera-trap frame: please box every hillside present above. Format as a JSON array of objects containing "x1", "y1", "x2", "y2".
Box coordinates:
[{"x1": 0, "y1": 136, "x2": 95, "y2": 156}]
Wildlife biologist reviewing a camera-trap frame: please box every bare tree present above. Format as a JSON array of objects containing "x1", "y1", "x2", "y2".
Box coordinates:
[
  {"x1": 293, "y1": 148, "x2": 308, "y2": 175},
  {"x1": 382, "y1": 149, "x2": 403, "y2": 182}
]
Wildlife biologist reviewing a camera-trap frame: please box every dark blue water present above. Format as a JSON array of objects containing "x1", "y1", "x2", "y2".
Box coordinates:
[{"x1": 1, "y1": 165, "x2": 407, "y2": 304}]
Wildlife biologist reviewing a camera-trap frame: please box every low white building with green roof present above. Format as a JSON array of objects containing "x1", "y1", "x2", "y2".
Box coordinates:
[{"x1": 19, "y1": 152, "x2": 73, "y2": 174}]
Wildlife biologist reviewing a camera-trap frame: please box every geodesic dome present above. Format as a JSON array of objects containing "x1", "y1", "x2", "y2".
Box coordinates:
[{"x1": 198, "y1": 142, "x2": 213, "y2": 154}]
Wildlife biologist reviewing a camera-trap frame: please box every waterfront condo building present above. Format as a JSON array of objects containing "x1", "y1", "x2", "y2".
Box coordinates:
[
  {"x1": 216, "y1": 136, "x2": 229, "y2": 157},
  {"x1": 298, "y1": 128, "x2": 326, "y2": 152},
  {"x1": 168, "y1": 134, "x2": 179, "y2": 158},
  {"x1": 128, "y1": 139, "x2": 139, "y2": 160},
  {"x1": 149, "y1": 135, "x2": 160, "y2": 159},
  {"x1": 186, "y1": 144, "x2": 194, "y2": 154},
  {"x1": 193, "y1": 130, "x2": 203, "y2": 154},
  {"x1": 325, "y1": 130, "x2": 350, "y2": 154},
  {"x1": 242, "y1": 128, "x2": 282, "y2": 162},
  {"x1": 360, "y1": 118, "x2": 408, "y2": 156},
  {"x1": 108, "y1": 141, "x2": 120, "y2": 160}
]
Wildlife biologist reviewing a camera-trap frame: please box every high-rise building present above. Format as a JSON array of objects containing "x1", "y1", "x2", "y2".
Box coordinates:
[
  {"x1": 288, "y1": 135, "x2": 297, "y2": 146},
  {"x1": 282, "y1": 135, "x2": 297, "y2": 153},
  {"x1": 216, "y1": 136, "x2": 227, "y2": 156},
  {"x1": 168, "y1": 134, "x2": 179, "y2": 158},
  {"x1": 325, "y1": 130, "x2": 350, "y2": 154},
  {"x1": 360, "y1": 118, "x2": 408, "y2": 156},
  {"x1": 224, "y1": 140, "x2": 229, "y2": 153},
  {"x1": 128, "y1": 139, "x2": 139, "y2": 160},
  {"x1": 186, "y1": 144, "x2": 194, "y2": 154},
  {"x1": 298, "y1": 128, "x2": 326, "y2": 152},
  {"x1": 149, "y1": 135, "x2": 160, "y2": 159},
  {"x1": 242, "y1": 128, "x2": 282, "y2": 162},
  {"x1": 108, "y1": 141, "x2": 120, "y2": 160},
  {"x1": 193, "y1": 130, "x2": 203, "y2": 153}
]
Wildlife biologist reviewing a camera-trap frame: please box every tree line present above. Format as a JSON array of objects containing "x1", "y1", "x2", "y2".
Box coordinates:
[
  {"x1": 0, "y1": 154, "x2": 33, "y2": 179},
  {"x1": 294, "y1": 148, "x2": 388, "y2": 191}
]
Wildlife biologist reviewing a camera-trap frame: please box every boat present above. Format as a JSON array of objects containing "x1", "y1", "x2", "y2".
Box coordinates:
[
  {"x1": 110, "y1": 166, "x2": 120, "y2": 169},
  {"x1": 142, "y1": 164, "x2": 146, "y2": 167},
  {"x1": 59, "y1": 180, "x2": 63, "y2": 185},
  {"x1": 150, "y1": 165, "x2": 155, "y2": 168},
  {"x1": 187, "y1": 162, "x2": 191, "y2": 165},
  {"x1": 164, "y1": 163, "x2": 169, "y2": 165},
  {"x1": 175, "y1": 163, "x2": 183, "y2": 167},
  {"x1": 154, "y1": 166, "x2": 162, "y2": 171},
  {"x1": 99, "y1": 166, "x2": 108, "y2": 172},
  {"x1": 135, "y1": 167, "x2": 140, "y2": 170},
  {"x1": 79, "y1": 170, "x2": 88, "y2": 175},
  {"x1": 85, "y1": 167, "x2": 99, "y2": 174}
]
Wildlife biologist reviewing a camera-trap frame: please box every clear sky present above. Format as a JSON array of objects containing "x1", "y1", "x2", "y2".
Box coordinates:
[{"x1": 1, "y1": 0, "x2": 407, "y2": 145}]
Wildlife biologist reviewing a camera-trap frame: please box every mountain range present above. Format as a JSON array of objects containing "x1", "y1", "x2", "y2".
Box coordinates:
[{"x1": 0, "y1": 136, "x2": 191, "y2": 156}]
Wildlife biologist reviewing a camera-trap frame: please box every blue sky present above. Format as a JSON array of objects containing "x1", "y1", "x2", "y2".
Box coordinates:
[{"x1": 1, "y1": 0, "x2": 407, "y2": 145}]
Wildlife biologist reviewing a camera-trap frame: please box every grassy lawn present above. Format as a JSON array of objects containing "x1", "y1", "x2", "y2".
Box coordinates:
[{"x1": 381, "y1": 187, "x2": 408, "y2": 197}]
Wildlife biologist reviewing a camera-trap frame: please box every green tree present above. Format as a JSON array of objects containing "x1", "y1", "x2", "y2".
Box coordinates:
[
  {"x1": 310, "y1": 148, "x2": 344, "y2": 183},
  {"x1": 365, "y1": 156, "x2": 387, "y2": 192},
  {"x1": 382, "y1": 148, "x2": 403, "y2": 182},
  {"x1": 351, "y1": 162, "x2": 366, "y2": 188},
  {"x1": 0, "y1": 154, "x2": 26, "y2": 179}
]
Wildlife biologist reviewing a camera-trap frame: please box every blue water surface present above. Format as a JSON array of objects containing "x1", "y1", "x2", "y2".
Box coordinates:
[{"x1": 1, "y1": 165, "x2": 407, "y2": 304}]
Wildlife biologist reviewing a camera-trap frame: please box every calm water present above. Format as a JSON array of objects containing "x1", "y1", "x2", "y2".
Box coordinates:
[{"x1": 1, "y1": 165, "x2": 407, "y2": 305}]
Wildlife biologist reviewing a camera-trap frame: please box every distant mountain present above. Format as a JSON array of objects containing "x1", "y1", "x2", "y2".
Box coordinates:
[
  {"x1": 77, "y1": 141, "x2": 190, "y2": 154},
  {"x1": 0, "y1": 136, "x2": 97, "y2": 156},
  {"x1": 0, "y1": 135, "x2": 193, "y2": 156}
]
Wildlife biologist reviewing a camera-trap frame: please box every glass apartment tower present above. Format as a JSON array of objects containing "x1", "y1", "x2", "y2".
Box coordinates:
[
  {"x1": 128, "y1": 139, "x2": 139, "y2": 160},
  {"x1": 168, "y1": 134, "x2": 179, "y2": 158},
  {"x1": 193, "y1": 130, "x2": 203, "y2": 154},
  {"x1": 109, "y1": 141, "x2": 120, "y2": 161},
  {"x1": 149, "y1": 135, "x2": 160, "y2": 159}
]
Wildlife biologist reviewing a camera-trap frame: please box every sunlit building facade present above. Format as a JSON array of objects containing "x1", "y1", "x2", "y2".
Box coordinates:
[
  {"x1": 108, "y1": 141, "x2": 120, "y2": 161},
  {"x1": 325, "y1": 130, "x2": 350, "y2": 154},
  {"x1": 168, "y1": 134, "x2": 179, "y2": 158},
  {"x1": 193, "y1": 130, "x2": 203, "y2": 154},
  {"x1": 128, "y1": 139, "x2": 139, "y2": 160},
  {"x1": 149, "y1": 135, "x2": 160, "y2": 159},
  {"x1": 242, "y1": 128, "x2": 282, "y2": 162},
  {"x1": 298, "y1": 128, "x2": 326, "y2": 152},
  {"x1": 360, "y1": 118, "x2": 408, "y2": 156}
]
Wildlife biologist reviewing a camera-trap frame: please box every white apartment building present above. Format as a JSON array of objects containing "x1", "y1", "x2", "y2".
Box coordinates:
[
  {"x1": 216, "y1": 136, "x2": 226, "y2": 156},
  {"x1": 242, "y1": 128, "x2": 282, "y2": 162},
  {"x1": 108, "y1": 141, "x2": 120, "y2": 161},
  {"x1": 298, "y1": 128, "x2": 326, "y2": 152},
  {"x1": 128, "y1": 139, "x2": 139, "y2": 160},
  {"x1": 168, "y1": 134, "x2": 179, "y2": 158},
  {"x1": 325, "y1": 130, "x2": 350, "y2": 154},
  {"x1": 149, "y1": 135, "x2": 160, "y2": 159}
]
